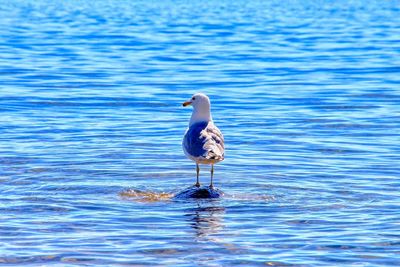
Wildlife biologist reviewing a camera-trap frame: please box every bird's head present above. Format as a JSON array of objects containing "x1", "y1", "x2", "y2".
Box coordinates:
[{"x1": 182, "y1": 93, "x2": 210, "y2": 110}]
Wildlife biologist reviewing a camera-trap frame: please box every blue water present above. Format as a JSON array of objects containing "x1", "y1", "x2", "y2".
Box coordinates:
[{"x1": 1, "y1": 0, "x2": 400, "y2": 266}]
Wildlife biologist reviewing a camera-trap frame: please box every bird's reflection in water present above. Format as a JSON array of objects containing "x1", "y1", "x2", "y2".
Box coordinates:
[{"x1": 185, "y1": 201, "x2": 225, "y2": 239}]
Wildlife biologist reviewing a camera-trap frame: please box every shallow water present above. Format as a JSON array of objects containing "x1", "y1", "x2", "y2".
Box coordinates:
[{"x1": 1, "y1": 0, "x2": 400, "y2": 266}]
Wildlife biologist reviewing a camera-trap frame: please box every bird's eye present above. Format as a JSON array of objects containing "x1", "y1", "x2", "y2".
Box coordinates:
[{"x1": 192, "y1": 97, "x2": 196, "y2": 100}]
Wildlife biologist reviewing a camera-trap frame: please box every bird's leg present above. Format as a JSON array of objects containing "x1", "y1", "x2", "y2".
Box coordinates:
[
  {"x1": 210, "y1": 164, "x2": 214, "y2": 189},
  {"x1": 195, "y1": 163, "x2": 200, "y2": 187}
]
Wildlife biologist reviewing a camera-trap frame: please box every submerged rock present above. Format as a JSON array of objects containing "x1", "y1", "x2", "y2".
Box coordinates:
[{"x1": 174, "y1": 185, "x2": 223, "y2": 199}]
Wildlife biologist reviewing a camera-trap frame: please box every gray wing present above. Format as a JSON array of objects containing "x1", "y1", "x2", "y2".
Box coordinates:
[{"x1": 202, "y1": 122, "x2": 224, "y2": 161}]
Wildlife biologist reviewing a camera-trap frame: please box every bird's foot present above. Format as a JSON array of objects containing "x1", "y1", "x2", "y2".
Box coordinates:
[
  {"x1": 209, "y1": 184, "x2": 214, "y2": 189},
  {"x1": 194, "y1": 182, "x2": 201, "y2": 188}
]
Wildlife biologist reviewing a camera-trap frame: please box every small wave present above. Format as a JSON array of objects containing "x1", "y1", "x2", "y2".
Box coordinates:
[{"x1": 226, "y1": 193, "x2": 276, "y2": 202}]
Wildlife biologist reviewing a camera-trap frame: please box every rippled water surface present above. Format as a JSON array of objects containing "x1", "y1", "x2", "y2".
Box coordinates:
[{"x1": 1, "y1": 0, "x2": 400, "y2": 266}]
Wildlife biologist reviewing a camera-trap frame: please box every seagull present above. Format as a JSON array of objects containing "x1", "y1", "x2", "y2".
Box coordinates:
[{"x1": 182, "y1": 93, "x2": 224, "y2": 188}]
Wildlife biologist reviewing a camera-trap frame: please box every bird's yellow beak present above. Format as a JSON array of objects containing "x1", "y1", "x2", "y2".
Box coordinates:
[{"x1": 182, "y1": 101, "x2": 192, "y2": 107}]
